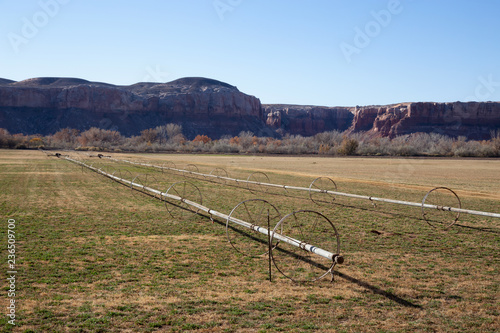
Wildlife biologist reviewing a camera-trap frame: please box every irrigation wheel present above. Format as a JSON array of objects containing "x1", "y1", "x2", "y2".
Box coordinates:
[
  {"x1": 226, "y1": 199, "x2": 282, "y2": 258},
  {"x1": 109, "y1": 169, "x2": 121, "y2": 189},
  {"x1": 81, "y1": 159, "x2": 90, "y2": 173},
  {"x1": 144, "y1": 174, "x2": 162, "y2": 199},
  {"x1": 131, "y1": 174, "x2": 148, "y2": 199},
  {"x1": 184, "y1": 164, "x2": 200, "y2": 179},
  {"x1": 161, "y1": 161, "x2": 177, "y2": 174},
  {"x1": 246, "y1": 172, "x2": 270, "y2": 195},
  {"x1": 116, "y1": 169, "x2": 133, "y2": 187},
  {"x1": 209, "y1": 167, "x2": 229, "y2": 184},
  {"x1": 421, "y1": 187, "x2": 461, "y2": 228},
  {"x1": 164, "y1": 181, "x2": 203, "y2": 220},
  {"x1": 104, "y1": 165, "x2": 117, "y2": 185},
  {"x1": 309, "y1": 177, "x2": 337, "y2": 206},
  {"x1": 271, "y1": 210, "x2": 341, "y2": 283},
  {"x1": 89, "y1": 162, "x2": 104, "y2": 179}
]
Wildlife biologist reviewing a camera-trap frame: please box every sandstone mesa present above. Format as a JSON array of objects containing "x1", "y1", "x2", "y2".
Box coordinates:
[{"x1": 0, "y1": 77, "x2": 498, "y2": 140}]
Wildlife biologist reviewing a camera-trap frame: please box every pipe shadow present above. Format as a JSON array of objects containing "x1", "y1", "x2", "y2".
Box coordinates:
[
  {"x1": 331, "y1": 201, "x2": 422, "y2": 223},
  {"x1": 220, "y1": 218, "x2": 274, "y2": 247},
  {"x1": 147, "y1": 199, "x2": 423, "y2": 309},
  {"x1": 421, "y1": 216, "x2": 500, "y2": 234},
  {"x1": 452, "y1": 223, "x2": 500, "y2": 234},
  {"x1": 218, "y1": 221, "x2": 423, "y2": 309},
  {"x1": 333, "y1": 271, "x2": 422, "y2": 309},
  {"x1": 271, "y1": 243, "x2": 333, "y2": 272},
  {"x1": 271, "y1": 245, "x2": 422, "y2": 308}
]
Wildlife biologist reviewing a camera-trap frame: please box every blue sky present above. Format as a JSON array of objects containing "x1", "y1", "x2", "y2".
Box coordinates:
[{"x1": 1, "y1": 0, "x2": 499, "y2": 106}]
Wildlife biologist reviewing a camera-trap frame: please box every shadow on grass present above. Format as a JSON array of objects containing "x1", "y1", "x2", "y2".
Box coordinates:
[
  {"x1": 334, "y1": 271, "x2": 422, "y2": 309},
  {"x1": 420, "y1": 215, "x2": 500, "y2": 234},
  {"x1": 113, "y1": 178, "x2": 425, "y2": 310},
  {"x1": 270, "y1": 242, "x2": 422, "y2": 309},
  {"x1": 452, "y1": 223, "x2": 500, "y2": 234},
  {"x1": 208, "y1": 213, "x2": 423, "y2": 309}
]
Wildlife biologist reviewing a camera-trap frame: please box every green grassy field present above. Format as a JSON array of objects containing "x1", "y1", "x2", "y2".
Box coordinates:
[{"x1": 1, "y1": 150, "x2": 498, "y2": 332}]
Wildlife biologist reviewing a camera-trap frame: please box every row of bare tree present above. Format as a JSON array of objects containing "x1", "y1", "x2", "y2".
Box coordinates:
[{"x1": 1, "y1": 125, "x2": 499, "y2": 157}]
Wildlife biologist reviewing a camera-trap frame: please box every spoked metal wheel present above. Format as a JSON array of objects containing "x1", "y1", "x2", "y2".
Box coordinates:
[
  {"x1": 161, "y1": 161, "x2": 177, "y2": 173},
  {"x1": 81, "y1": 159, "x2": 91, "y2": 173},
  {"x1": 184, "y1": 164, "x2": 199, "y2": 179},
  {"x1": 246, "y1": 172, "x2": 270, "y2": 195},
  {"x1": 98, "y1": 164, "x2": 110, "y2": 176},
  {"x1": 131, "y1": 174, "x2": 148, "y2": 199},
  {"x1": 271, "y1": 210, "x2": 341, "y2": 283},
  {"x1": 309, "y1": 177, "x2": 337, "y2": 206},
  {"x1": 422, "y1": 187, "x2": 461, "y2": 228},
  {"x1": 109, "y1": 169, "x2": 123, "y2": 189},
  {"x1": 89, "y1": 162, "x2": 104, "y2": 178},
  {"x1": 115, "y1": 169, "x2": 133, "y2": 187},
  {"x1": 104, "y1": 166, "x2": 117, "y2": 185},
  {"x1": 209, "y1": 167, "x2": 229, "y2": 184},
  {"x1": 164, "y1": 181, "x2": 203, "y2": 220},
  {"x1": 226, "y1": 199, "x2": 282, "y2": 258},
  {"x1": 143, "y1": 174, "x2": 162, "y2": 199}
]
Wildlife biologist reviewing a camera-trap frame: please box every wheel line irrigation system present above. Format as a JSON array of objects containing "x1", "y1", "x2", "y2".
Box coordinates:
[
  {"x1": 55, "y1": 152, "x2": 499, "y2": 283},
  {"x1": 64, "y1": 156, "x2": 344, "y2": 283},
  {"x1": 106, "y1": 156, "x2": 500, "y2": 226}
]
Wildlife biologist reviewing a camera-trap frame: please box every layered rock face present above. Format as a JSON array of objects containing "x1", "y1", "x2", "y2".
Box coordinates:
[
  {"x1": 0, "y1": 77, "x2": 498, "y2": 140},
  {"x1": 350, "y1": 102, "x2": 500, "y2": 139},
  {"x1": 0, "y1": 77, "x2": 270, "y2": 138},
  {"x1": 262, "y1": 104, "x2": 354, "y2": 135}
]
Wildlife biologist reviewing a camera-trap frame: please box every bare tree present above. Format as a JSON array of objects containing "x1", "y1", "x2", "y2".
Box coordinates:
[
  {"x1": 238, "y1": 131, "x2": 254, "y2": 150},
  {"x1": 154, "y1": 123, "x2": 183, "y2": 144},
  {"x1": 52, "y1": 128, "x2": 80, "y2": 148},
  {"x1": 155, "y1": 125, "x2": 168, "y2": 145},
  {"x1": 78, "y1": 128, "x2": 123, "y2": 148},
  {"x1": 140, "y1": 128, "x2": 158, "y2": 144},
  {"x1": 166, "y1": 123, "x2": 183, "y2": 141}
]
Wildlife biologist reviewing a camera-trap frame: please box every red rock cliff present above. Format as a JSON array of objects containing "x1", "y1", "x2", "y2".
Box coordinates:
[
  {"x1": 348, "y1": 102, "x2": 500, "y2": 139},
  {"x1": 0, "y1": 77, "x2": 269, "y2": 138},
  {"x1": 1, "y1": 77, "x2": 499, "y2": 139},
  {"x1": 262, "y1": 104, "x2": 354, "y2": 135}
]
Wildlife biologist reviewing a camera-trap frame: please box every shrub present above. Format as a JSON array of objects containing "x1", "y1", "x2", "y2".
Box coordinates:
[
  {"x1": 338, "y1": 138, "x2": 359, "y2": 156},
  {"x1": 193, "y1": 135, "x2": 212, "y2": 144},
  {"x1": 140, "y1": 128, "x2": 158, "y2": 143},
  {"x1": 211, "y1": 141, "x2": 239, "y2": 153},
  {"x1": 318, "y1": 144, "x2": 330, "y2": 155}
]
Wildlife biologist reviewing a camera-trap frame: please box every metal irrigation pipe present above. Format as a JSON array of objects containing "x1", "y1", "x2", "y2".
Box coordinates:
[
  {"x1": 108, "y1": 157, "x2": 500, "y2": 220},
  {"x1": 66, "y1": 157, "x2": 343, "y2": 264}
]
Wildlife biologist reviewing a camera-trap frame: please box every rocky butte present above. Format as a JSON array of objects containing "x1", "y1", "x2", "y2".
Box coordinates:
[
  {"x1": 0, "y1": 77, "x2": 271, "y2": 139},
  {"x1": 0, "y1": 77, "x2": 499, "y2": 140}
]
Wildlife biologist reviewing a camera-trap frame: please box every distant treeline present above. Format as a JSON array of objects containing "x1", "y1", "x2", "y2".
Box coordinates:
[{"x1": 1, "y1": 124, "x2": 500, "y2": 157}]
